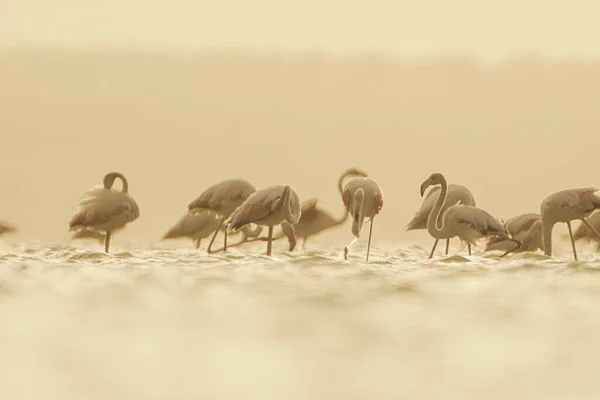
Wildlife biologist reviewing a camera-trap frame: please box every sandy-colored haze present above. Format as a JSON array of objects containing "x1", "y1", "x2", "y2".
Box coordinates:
[{"x1": 1, "y1": 47, "x2": 599, "y2": 249}]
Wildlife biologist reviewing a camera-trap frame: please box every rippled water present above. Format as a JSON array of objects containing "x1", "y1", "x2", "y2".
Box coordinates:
[{"x1": 2, "y1": 240, "x2": 600, "y2": 400}]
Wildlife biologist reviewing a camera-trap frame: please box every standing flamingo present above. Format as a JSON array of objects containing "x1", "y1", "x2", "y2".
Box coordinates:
[
  {"x1": 69, "y1": 172, "x2": 140, "y2": 253},
  {"x1": 573, "y1": 210, "x2": 600, "y2": 251},
  {"x1": 341, "y1": 177, "x2": 384, "y2": 261},
  {"x1": 420, "y1": 173, "x2": 520, "y2": 258},
  {"x1": 276, "y1": 168, "x2": 368, "y2": 250},
  {"x1": 540, "y1": 187, "x2": 600, "y2": 260},
  {"x1": 406, "y1": 183, "x2": 476, "y2": 258},
  {"x1": 485, "y1": 213, "x2": 543, "y2": 253},
  {"x1": 0, "y1": 221, "x2": 16, "y2": 237},
  {"x1": 225, "y1": 185, "x2": 301, "y2": 256},
  {"x1": 188, "y1": 179, "x2": 256, "y2": 253},
  {"x1": 162, "y1": 210, "x2": 262, "y2": 249}
]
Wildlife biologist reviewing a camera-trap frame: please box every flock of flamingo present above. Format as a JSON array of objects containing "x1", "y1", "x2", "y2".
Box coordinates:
[{"x1": 1, "y1": 169, "x2": 600, "y2": 262}]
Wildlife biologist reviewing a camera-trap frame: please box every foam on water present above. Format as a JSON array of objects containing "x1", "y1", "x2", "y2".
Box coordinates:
[{"x1": 1, "y1": 240, "x2": 600, "y2": 399}]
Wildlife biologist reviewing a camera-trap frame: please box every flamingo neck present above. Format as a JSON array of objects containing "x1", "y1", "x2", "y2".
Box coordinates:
[
  {"x1": 542, "y1": 217, "x2": 554, "y2": 256},
  {"x1": 427, "y1": 178, "x2": 450, "y2": 239}
]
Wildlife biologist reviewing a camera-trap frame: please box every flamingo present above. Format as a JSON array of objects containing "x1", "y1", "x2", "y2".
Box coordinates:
[
  {"x1": 540, "y1": 187, "x2": 600, "y2": 260},
  {"x1": 341, "y1": 177, "x2": 384, "y2": 261},
  {"x1": 225, "y1": 185, "x2": 301, "y2": 256},
  {"x1": 420, "y1": 173, "x2": 520, "y2": 258},
  {"x1": 0, "y1": 221, "x2": 16, "y2": 237},
  {"x1": 406, "y1": 183, "x2": 476, "y2": 258},
  {"x1": 573, "y1": 210, "x2": 600, "y2": 251},
  {"x1": 485, "y1": 213, "x2": 543, "y2": 253},
  {"x1": 188, "y1": 179, "x2": 255, "y2": 253},
  {"x1": 69, "y1": 172, "x2": 139, "y2": 253},
  {"x1": 162, "y1": 210, "x2": 262, "y2": 249},
  {"x1": 275, "y1": 168, "x2": 368, "y2": 250}
]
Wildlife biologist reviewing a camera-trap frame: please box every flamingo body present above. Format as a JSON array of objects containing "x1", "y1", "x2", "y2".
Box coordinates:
[
  {"x1": 226, "y1": 185, "x2": 301, "y2": 256},
  {"x1": 69, "y1": 172, "x2": 139, "y2": 253},
  {"x1": 341, "y1": 177, "x2": 384, "y2": 261},
  {"x1": 540, "y1": 187, "x2": 600, "y2": 260}
]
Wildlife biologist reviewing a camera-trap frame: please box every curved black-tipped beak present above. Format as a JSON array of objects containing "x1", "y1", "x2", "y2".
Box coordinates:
[{"x1": 420, "y1": 181, "x2": 429, "y2": 197}]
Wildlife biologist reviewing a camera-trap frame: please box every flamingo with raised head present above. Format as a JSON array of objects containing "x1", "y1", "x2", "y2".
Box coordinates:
[
  {"x1": 225, "y1": 185, "x2": 301, "y2": 256},
  {"x1": 406, "y1": 183, "x2": 476, "y2": 257},
  {"x1": 485, "y1": 213, "x2": 543, "y2": 253},
  {"x1": 540, "y1": 187, "x2": 600, "y2": 260},
  {"x1": 420, "y1": 173, "x2": 520, "y2": 258},
  {"x1": 162, "y1": 210, "x2": 262, "y2": 249},
  {"x1": 341, "y1": 177, "x2": 384, "y2": 261},
  {"x1": 188, "y1": 179, "x2": 256, "y2": 253},
  {"x1": 277, "y1": 168, "x2": 368, "y2": 250},
  {"x1": 69, "y1": 172, "x2": 140, "y2": 253}
]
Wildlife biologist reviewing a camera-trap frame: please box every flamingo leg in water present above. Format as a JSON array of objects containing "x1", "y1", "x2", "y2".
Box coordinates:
[
  {"x1": 195, "y1": 238, "x2": 201, "y2": 249},
  {"x1": 428, "y1": 239, "x2": 439, "y2": 259},
  {"x1": 266, "y1": 226, "x2": 274, "y2": 256},
  {"x1": 224, "y1": 231, "x2": 228, "y2": 252},
  {"x1": 302, "y1": 237, "x2": 307, "y2": 251},
  {"x1": 567, "y1": 221, "x2": 578, "y2": 261},
  {"x1": 344, "y1": 237, "x2": 359, "y2": 260},
  {"x1": 206, "y1": 218, "x2": 224, "y2": 254},
  {"x1": 105, "y1": 231, "x2": 111, "y2": 253},
  {"x1": 209, "y1": 235, "x2": 270, "y2": 253},
  {"x1": 468, "y1": 243, "x2": 472, "y2": 256},
  {"x1": 445, "y1": 239, "x2": 450, "y2": 255},
  {"x1": 366, "y1": 218, "x2": 375, "y2": 262}
]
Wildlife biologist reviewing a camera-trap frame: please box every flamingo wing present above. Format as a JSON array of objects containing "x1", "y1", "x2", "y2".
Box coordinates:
[{"x1": 226, "y1": 190, "x2": 283, "y2": 230}]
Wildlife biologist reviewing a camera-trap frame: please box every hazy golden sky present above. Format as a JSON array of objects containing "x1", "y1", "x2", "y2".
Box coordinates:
[{"x1": 1, "y1": 0, "x2": 598, "y2": 60}]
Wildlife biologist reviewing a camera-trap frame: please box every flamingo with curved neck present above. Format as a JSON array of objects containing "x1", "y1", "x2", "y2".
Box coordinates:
[{"x1": 420, "y1": 173, "x2": 519, "y2": 258}]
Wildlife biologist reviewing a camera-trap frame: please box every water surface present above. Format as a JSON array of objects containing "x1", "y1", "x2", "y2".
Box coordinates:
[{"x1": 1, "y1": 241, "x2": 600, "y2": 400}]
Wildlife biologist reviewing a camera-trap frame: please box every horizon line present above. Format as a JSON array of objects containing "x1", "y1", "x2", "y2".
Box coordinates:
[{"x1": 2, "y1": 42, "x2": 600, "y2": 65}]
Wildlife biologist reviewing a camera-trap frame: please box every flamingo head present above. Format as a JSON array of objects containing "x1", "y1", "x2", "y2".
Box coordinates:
[{"x1": 420, "y1": 172, "x2": 446, "y2": 197}]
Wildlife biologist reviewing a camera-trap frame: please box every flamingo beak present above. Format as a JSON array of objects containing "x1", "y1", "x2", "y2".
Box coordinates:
[{"x1": 420, "y1": 181, "x2": 430, "y2": 197}]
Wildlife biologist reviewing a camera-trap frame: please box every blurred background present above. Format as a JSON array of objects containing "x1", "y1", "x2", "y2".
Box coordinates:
[{"x1": 1, "y1": 0, "x2": 599, "y2": 247}]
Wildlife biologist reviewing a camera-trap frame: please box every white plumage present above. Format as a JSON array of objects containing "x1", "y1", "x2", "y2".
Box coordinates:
[
  {"x1": 162, "y1": 210, "x2": 262, "y2": 249},
  {"x1": 420, "y1": 173, "x2": 519, "y2": 257},
  {"x1": 540, "y1": 187, "x2": 600, "y2": 260},
  {"x1": 341, "y1": 176, "x2": 384, "y2": 261},
  {"x1": 485, "y1": 213, "x2": 543, "y2": 253},
  {"x1": 69, "y1": 172, "x2": 139, "y2": 253},
  {"x1": 188, "y1": 178, "x2": 256, "y2": 253},
  {"x1": 406, "y1": 183, "x2": 476, "y2": 257},
  {"x1": 226, "y1": 185, "x2": 301, "y2": 256}
]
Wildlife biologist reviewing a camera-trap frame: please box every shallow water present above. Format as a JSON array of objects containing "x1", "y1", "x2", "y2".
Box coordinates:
[{"x1": 2, "y1": 241, "x2": 600, "y2": 400}]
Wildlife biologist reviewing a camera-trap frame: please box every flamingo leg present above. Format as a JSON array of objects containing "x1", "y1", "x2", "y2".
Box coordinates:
[
  {"x1": 445, "y1": 239, "x2": 450, "y2": 255},
  {"x1": 468, "y1": 243, "x2": 472, "y2": 256},
  {"x1": 206, "y1": 218, "x2": 224, "y2": 254},
  {"x1": 428, "y1": 239, "x2": 439, "y2": 259},
  {"x1": 105, "y1": 231, "x2": 111, "y2": 253},
  {"x1": 567, "y1": 221, "x2": 578, "y2": 261},
  {"x1": 344, "y1": 237, "x2": 359, "y2": 260},
  {"x1": 224, "y1": 231, "x2": 228, "y2": 252},
  {"x1": 581, "y1": 219, "x2": 600, "y2": 241},
  {"x1": 500, "y1": 239, "x2": 521, "y2": 257},
  {"x1": 209, "y1": 234, "x2": 271, "y2": 253},
  {"x1": 366, "y1": 218, "x2": 375, "y2": 262},
  {"x1": 195, "y1": 238, "x2": 201, "y2": 249},
  {"x1": 266, "y1": 226, "x2": 274, "y2": 256},
  {"x1": 302, "y1": 237, "x2": 307, "y2": 251}
]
